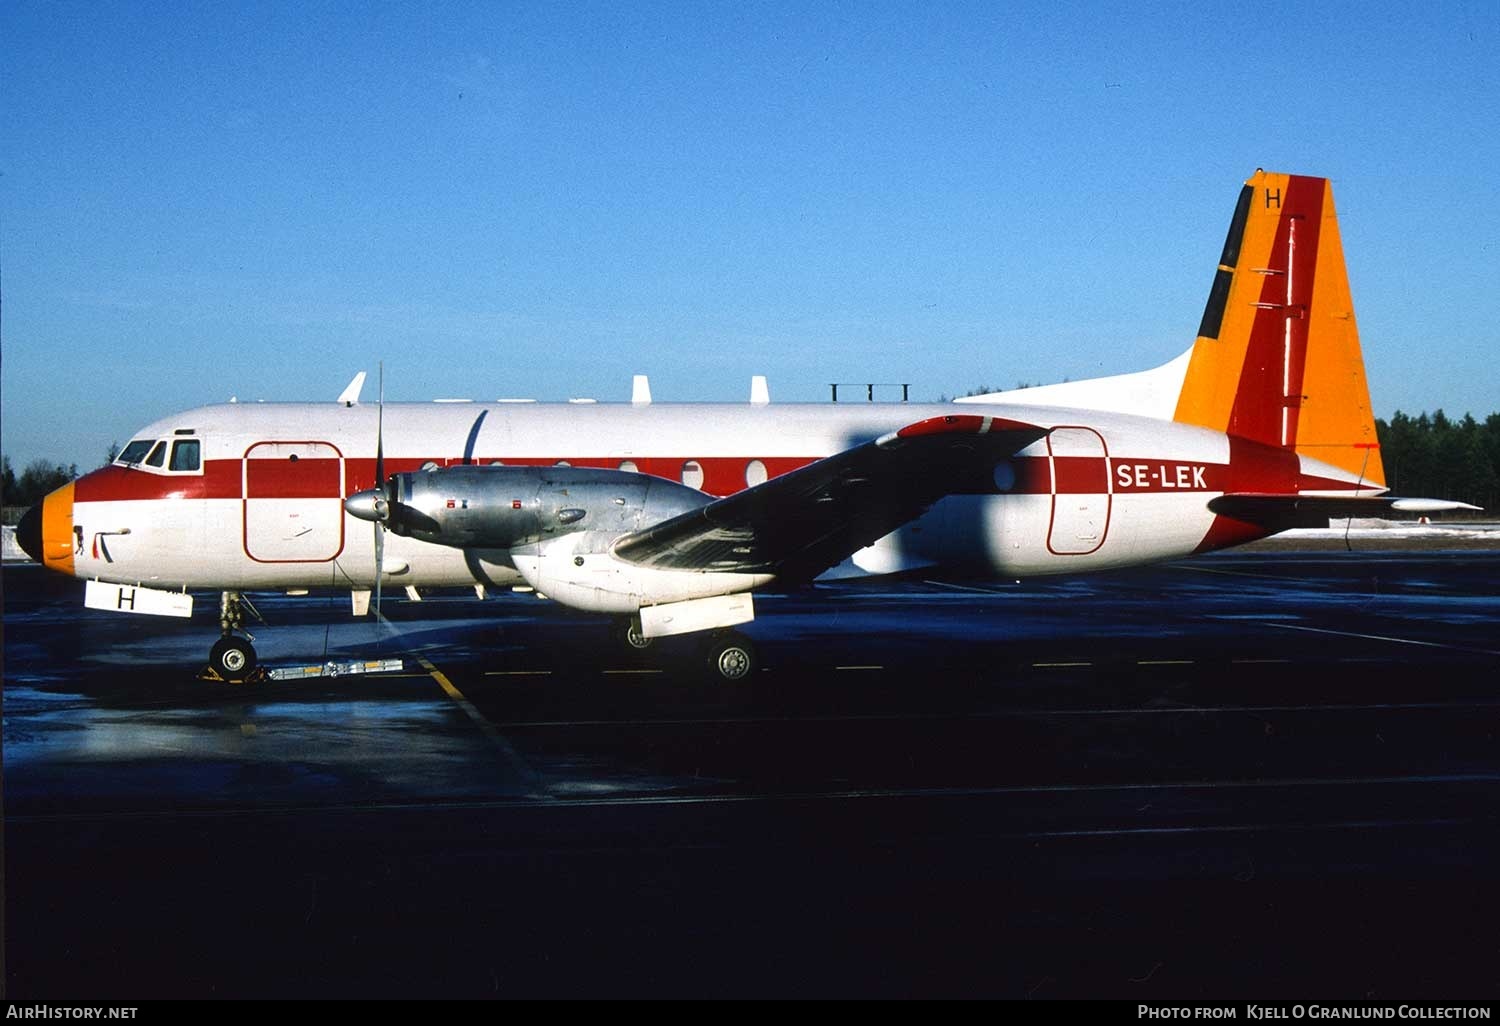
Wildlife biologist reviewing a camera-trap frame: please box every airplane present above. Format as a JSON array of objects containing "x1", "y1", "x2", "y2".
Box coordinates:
[{"x1": 15, "y1": 170, "x2": 1477, "y2": 683}]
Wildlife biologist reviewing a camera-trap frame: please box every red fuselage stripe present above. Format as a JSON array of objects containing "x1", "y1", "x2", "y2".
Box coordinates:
[{"x1": 71, "y1": 440, "x2": 1359, "y2": 505}]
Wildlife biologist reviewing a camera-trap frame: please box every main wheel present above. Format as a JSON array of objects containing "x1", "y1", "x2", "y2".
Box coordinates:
[
  {"x1": 209, "y1": 636, "x2": 258, "y2": 681},
  {"x1": 703, "y1": 631, "x2": 757, "y2": 682},
  {"x1": 612, "y1": 616, "x2": 654, "y2": 651}
]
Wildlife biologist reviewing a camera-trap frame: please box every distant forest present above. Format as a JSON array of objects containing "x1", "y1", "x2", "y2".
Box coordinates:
[
  {"x1": 2, "y1": 410, "x2": 1497, "y2": 515},
  {"x1": 1377, "y1": 411, "x2": 1499, "y2": 513}
]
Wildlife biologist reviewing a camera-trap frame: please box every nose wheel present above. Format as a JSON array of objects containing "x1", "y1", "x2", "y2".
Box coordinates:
[
  {"x1": 209, "y1": 635, "x2": 258, "y2": 680},
  {"x1": 199, "y1": 591, "x2": 264, "y2": 684}
]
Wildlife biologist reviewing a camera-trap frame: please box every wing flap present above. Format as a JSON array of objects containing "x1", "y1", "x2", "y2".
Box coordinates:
[{"x1": 614, "y1": 415, "x2": 1046, "y2": 580}]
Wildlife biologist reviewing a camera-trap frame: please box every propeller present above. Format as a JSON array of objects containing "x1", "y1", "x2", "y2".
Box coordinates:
[
  {"x1": 344, "y1": 363, "x2": 390, "y2": 627},
  {"x1": 374, "y1": 362, "x2": 384, "y2": 624}
]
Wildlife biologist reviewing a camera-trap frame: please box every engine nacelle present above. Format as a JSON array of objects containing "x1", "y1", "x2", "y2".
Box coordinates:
[
  {"x1": 510, "y1": 530, "x2": 774, "y2": 616},
  {"x1": 379, "y1": 466, "x2": 710, "y2": 549}
]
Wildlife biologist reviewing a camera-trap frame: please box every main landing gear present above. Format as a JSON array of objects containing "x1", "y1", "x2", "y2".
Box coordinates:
[
  {"x1": 200, "y1": 591, "x2": 264, "y2": 684},
  {"x1": 609, "y1": 617, "x2": 759, "y2": 682},
  {"x1": 611, "y1": 615, "x2": 655, "y2": 652},
  {"x1": 702, "y1": 630, "x2": 757, "y2": 682}
]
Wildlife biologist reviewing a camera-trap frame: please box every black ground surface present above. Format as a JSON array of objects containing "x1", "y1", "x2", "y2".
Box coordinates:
[{"x1": 4, "y1": 552, "x2": 1498, "y2": 998}]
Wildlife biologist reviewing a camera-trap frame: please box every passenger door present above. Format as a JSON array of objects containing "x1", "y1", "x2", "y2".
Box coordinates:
[
  {"x1": 1047, "y1": 427, "x2": 1111, "y2": 555},
  {"x1": 242, "y1": 441, "x2": 346, "y2": 562}
]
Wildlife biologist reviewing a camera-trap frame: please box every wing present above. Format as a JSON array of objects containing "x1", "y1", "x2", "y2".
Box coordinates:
[
  {"x1": 613, "y1": 414, "x2": 1047, "y2": 581},
  {"x1": 1209, "y1": 493, "x2": 1480, "y2": 530}
]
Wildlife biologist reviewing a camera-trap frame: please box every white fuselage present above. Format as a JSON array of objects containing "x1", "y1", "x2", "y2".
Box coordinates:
[{"x1": 53, "y1": 398, "x2": 1367, "y2": 601}]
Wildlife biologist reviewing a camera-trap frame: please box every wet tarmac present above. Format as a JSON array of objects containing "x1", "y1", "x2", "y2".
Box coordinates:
[{"x1": 4, "y1": 552, "x2": 1499, "y2": 998}]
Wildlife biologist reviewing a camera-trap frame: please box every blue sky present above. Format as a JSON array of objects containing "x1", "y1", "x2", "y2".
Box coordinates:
[{"x1": 3, "y1": 1, "x2": 1497, "y2": 471}]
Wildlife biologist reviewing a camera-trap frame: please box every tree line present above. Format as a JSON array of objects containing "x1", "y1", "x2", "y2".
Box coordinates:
[
  {"x1": 3, "y1": 455, "x2": 81, "y2": 511},
  {"x1": 1377, "y1": 411, "x2": 1499, "y2": 513}
]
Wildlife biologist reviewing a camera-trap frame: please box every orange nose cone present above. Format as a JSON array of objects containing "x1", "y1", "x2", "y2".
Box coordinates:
[{"x1": 39, "y1": 482, "x2": 77, "y2": 576}]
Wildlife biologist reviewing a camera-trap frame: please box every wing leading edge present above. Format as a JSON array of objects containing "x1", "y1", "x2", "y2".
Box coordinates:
[{"x1": 613, "y1": 414, "x2": 1048, "y2": 581}]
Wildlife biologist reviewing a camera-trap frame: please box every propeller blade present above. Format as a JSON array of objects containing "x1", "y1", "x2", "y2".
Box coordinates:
[
  {"x1": 375, "y1": 361, "x2": 385, "y2": 626},
  {"x1": 374, "y1": 518, "x2": 384, "y2": 630},
  {"x1": 376, "y1": 361, "x2": 385, "y2": 490}
]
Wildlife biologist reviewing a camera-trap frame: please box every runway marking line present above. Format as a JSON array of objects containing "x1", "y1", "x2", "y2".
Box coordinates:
[
  {"x1": 1138, "y1": 660, "x2": 1194, "y2": 666},
  {"x1": 1034, "y1": 661, "x2": 1092, "y2": 668},
  {"x1": 1169, "y1": 563, "x2": 1295, "y2": 583},
  {"x1": 485, "y1": 670, "x2": 554, "y2": 677},
  {"x1": 603, "y1": 669, "x2": 663, "y2": 675},
  {"x1": 921, "y1": 580, "x2": 1012, "y2": 594},
  {"x1": 836, "y1": 665, "x2": 884, "y2": 671},
  {"x1": 1260, "y1": 621, "x2": 1500, "y2": 657},
  {"x1": 415, "y1": 654, "x2": 546, "y2": 795}
]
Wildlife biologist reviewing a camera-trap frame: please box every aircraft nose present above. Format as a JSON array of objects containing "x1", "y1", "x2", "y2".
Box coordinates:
[
  {"x1": 20, "y1": 483, "x2": 77, "y2": 575},
  {"x1": 16, "y1": 502, "x2": 43, "y2": 562}
]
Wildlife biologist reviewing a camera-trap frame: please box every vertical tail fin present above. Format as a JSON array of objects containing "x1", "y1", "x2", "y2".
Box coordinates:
[{"x1": 1173, "y1": 171, "x2": 1385, "y2": 486}]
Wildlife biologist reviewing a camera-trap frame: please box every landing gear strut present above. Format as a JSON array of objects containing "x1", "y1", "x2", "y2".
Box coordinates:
[{"x1": 201, "y1": 591, "x2": 261, "y2": 683}]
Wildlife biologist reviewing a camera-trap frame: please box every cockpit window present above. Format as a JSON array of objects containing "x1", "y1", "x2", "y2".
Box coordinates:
[
  {"x1": 118, "y1": 439, "x2": 156, "y2": 465},
  {"x1": 169, "y1": 439, "x2": 201, "y2": 472},
  {"x1": 145, "y1": 441, "x2": 167, "y2": 468}
]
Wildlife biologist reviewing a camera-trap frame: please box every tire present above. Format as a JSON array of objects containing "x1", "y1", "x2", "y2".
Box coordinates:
[
  {"x1": 210, "y1": 636, "x2": 258, "y2": 681},
  {"x1": 704, "y1": 631, "x2": 756, "y2": 682},
  {"x1": 613, "y1": 617, "x2": 654, "y2": 651}
]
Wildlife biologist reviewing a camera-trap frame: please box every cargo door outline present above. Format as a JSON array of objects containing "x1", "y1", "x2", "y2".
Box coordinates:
[
  {"x1": 1046, "y1": 426, "x2": 1111, "y2": 555},
  {"x1": 243, "y1": 441, "x2": 346, "y2": 563}
]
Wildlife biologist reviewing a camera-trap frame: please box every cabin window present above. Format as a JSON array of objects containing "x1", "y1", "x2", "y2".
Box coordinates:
[
  {"x1": 745, "y1": 459, "x2": 768, "y2": 487},
  {"x1": 170, "y1": 439, "x2": 201, "y2": 472},
  {"x1": 118, "y1": 440, "x2": 156, "y2": 465},
  {"x1": 618, "y1": 460, "x2": 638, "y2": 473},
  {"x1": 145, "y1": 441, "x2": 167, "y2": 468},
  {"x1": 681, "y1": 460, "x2": 704, "y2": 489}
]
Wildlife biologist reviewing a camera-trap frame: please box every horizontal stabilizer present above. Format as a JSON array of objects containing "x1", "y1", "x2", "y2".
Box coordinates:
[{"x1": 1209, "y1": 493, "x2": 1480, "y2": 530}]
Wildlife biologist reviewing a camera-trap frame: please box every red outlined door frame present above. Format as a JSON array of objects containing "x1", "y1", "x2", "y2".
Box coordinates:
[
  {"x1": 1046, "y1": 426, "x2": 1112, "y2": 556},
  {"x1": 242, "y1": 440, "x2": 347, "y2": 563}
]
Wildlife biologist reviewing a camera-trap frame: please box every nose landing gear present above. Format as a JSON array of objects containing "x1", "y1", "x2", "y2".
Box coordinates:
[{"x1": 199, "y1": 591, "x2": 265, "y2": 684}]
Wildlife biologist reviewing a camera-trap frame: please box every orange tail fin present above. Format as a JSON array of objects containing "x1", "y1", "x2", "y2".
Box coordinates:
[{"x1": 1173, "y1": 171, "x2": 1385, "y2": 487}]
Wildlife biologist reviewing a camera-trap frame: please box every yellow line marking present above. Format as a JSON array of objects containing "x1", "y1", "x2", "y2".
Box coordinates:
[
  {"x1": 415, "y1": 654, "x2": 545, "y2": 794},
  {"x1": 484, "y1": 670, "x2": 554, "y2": 677}
]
